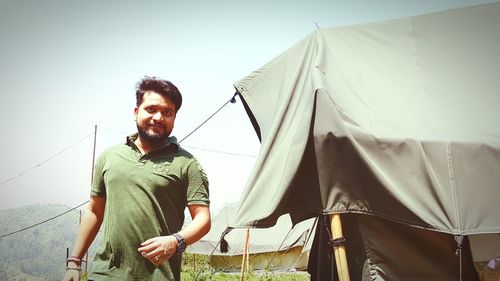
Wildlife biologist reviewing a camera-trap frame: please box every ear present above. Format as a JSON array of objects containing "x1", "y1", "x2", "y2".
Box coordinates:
[{"x1": 134, "y1": 107, "x2": 138, "y2": 120}]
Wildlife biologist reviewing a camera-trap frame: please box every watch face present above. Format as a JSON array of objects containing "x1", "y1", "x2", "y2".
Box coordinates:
[{"x1": 178, "y1": 242, "x2": 186, "y2": 252}]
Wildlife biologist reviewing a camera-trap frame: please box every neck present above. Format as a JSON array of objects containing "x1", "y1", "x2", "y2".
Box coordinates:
[{"x1": 134, "y1": 137, "x2": 169, "y2": 154}]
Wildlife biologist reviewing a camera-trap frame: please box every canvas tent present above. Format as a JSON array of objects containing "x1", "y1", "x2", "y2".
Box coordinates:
[
  {"x1": 229, "y1": 2, "x2": 500, "y2": 281},
  {"x1": 187, "y1": 206, "x2": 316, "y2": 271}
]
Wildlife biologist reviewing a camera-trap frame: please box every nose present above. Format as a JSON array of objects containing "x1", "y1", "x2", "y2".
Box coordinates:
[{"x1": 152, "y1": 111, "x2": 164, "y2": 121}]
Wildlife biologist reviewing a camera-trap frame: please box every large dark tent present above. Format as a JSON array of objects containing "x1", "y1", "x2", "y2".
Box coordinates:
[{"x1": 229, "y1": 2, "x2": 500, "y2": 280}]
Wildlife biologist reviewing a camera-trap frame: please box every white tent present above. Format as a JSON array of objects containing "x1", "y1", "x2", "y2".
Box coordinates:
[{"x1": 187, "y1": 206, "x2": 316, "y2": 271}]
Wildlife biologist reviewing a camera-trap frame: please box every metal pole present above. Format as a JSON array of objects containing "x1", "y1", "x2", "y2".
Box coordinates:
[
  {"x1": 84, "y1": 125, "x2": 98, "y2": 274},
  {"x1": 90, "y1": 125, "x2": 97, "y2": 183}
]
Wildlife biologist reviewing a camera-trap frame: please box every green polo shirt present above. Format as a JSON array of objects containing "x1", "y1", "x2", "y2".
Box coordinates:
[{"x1": 89, "y1": 135, "x2": 209, "y2": 281}]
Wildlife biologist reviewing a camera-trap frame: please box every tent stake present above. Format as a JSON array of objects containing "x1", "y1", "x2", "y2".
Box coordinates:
[
  {"x1": 330, "y1": 214, "x2": 351, "y2": 281},
  {"x1": 193, "y1": 254, "x2": 196, "y2": 272}
]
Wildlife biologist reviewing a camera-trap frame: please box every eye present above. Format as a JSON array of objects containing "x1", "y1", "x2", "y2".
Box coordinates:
[
  {"x1": 163, "y1": 110, "x2": 174, "y2": 117},
  {"x1": 145, "y1": 107, "x2": 155, "y2": 114}
]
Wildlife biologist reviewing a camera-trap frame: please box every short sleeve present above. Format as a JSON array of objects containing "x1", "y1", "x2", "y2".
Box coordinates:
[
  {"x1": 90, "y1": 153, "x2": 107, "y2": 197},
  {"x1": 186, "y1": 159, "x2": 210, "y2": 206}
]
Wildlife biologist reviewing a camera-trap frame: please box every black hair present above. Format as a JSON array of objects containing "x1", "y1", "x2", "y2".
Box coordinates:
[{"x1": 135, "y1": 76, "x2": 182, "y2": 111}]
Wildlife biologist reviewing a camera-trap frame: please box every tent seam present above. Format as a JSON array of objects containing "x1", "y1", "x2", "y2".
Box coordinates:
[
  {"x1": 407, "y1": 18, "x2": 461, "y2": 233},
  {"x1": 446, "y1": 141, "x2": 462, "y2": 233}
]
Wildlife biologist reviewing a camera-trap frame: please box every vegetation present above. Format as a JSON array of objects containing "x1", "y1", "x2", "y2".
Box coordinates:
[
  {"x1": 180, "y1": 253, "x2": 310, "y2": 281},
  {"x1": 0, "y1": 204, "x2": 99, "y2": 280}
]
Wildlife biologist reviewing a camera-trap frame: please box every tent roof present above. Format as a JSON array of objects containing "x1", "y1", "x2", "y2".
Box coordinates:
[{"x1": 231, "y1": 2, "x2": 500, "y2": 234}]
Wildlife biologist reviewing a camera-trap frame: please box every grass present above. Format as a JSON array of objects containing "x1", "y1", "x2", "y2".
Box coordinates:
[
  {"x1": 77, "y1": 253, "x2": 310, "y2": 281},
  {"x1": 180, "y1": 253, "x2": 310, "y2": 281},
  {"x1": 181, "y1": 271, "x2": 310, "y2": 281}
]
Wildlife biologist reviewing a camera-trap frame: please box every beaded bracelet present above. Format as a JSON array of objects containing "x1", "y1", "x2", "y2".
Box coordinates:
[{"x1": 67, "y1": 256, "x2": 82, "y2": 266}]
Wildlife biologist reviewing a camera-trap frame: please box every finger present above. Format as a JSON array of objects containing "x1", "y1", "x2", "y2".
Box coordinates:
[
  {"x1": 140, "y1": 237, "x2": 157, "y2": 246},
  {"x1": 138, "y1": 241, "x2": 159, "y2": 253},
  {"x1": 151, "y1": 250, "x2": 172, "y2": 265},
  {"x1": 151, "y1": 253, "x2": 172, "y2": 266},
  {"x1": 141, "y1": 248, "x2": 163, "y2": 259}
]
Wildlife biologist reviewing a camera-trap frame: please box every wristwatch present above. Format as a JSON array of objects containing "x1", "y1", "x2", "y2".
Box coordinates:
[{"x1": 173, "y1": 233, "x2": 186, "y2": 253}]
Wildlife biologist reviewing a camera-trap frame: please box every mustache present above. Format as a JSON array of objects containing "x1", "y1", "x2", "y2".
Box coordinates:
[{"x1": 147, "y1": 124, "x2": 164, "y2": 128}]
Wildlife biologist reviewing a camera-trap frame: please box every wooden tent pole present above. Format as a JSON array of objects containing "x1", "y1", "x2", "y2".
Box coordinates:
[
  {"x1": 330, "y1": 214, "x2": 350, "y2": 281},
  {"x1": 240, "y1": 227, "x2": 250, "y2": 281},
  {"x1": 246, "y1": 229, "x2": 250, "y2": 274},
  {"x1": 193, "y1": 254, "x2": 196, "y2": 272}
]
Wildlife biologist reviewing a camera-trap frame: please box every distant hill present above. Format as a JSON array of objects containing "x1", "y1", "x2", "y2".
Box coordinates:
[
  {"x1": 0, "y1": 204, "x2": 100, "y2": 280},
  {"x1": 0, "y1": 203, "x2": 220, "y2": 280}
]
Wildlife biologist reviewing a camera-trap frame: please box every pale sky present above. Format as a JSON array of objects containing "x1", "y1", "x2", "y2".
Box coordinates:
[{"x1": 0, "y1": 0, "x2": 496, "y2": 212}]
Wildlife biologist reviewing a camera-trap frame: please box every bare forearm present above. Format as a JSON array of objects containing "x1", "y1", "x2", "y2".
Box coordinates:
[
  {"x1": 179, "y1": 205, "x2": 211, "y2": 245},
  {"x1": 71, "y1": 210, "x2": 102, "y2": 257},
  {"x1": 70, "y1": 196, "x2": 105, "y2": 258}
]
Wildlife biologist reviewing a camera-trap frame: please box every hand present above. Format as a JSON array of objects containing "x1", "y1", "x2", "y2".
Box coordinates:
[
  {"x1": 62, "y1": 262, "x2": 80, "y2": 281},
  {"x1": 138, "y1": 235, "x2": 178, "y2": 266}
]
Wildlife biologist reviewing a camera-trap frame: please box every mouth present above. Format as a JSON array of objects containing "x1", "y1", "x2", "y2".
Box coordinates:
[
  {"x1": 146, "y1": 124, "x2": 165, "y2": 132},
  {"x1": 148, "y1": 124, "x2": 163, "y2": 128}
]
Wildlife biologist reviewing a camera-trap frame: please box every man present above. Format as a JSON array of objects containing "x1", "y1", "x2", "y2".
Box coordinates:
[{"x1": 63, "y1": 76, "x2": 211, "y2": 281}]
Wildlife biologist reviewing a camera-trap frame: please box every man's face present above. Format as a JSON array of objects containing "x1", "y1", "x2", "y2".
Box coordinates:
[{"x1": 134, "y1": 91, "x2": 176, "y2": 145}]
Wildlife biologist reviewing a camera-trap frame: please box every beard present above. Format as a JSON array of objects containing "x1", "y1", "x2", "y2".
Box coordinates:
[{"x1": 136, "y1": 123, "x2": 169, "y2": 146}]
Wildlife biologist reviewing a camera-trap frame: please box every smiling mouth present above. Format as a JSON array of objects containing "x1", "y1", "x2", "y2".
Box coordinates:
[
  {"x1": 147, "y1": 124, "x2": 165, "y2": 132},
  {"x1": 148, "y1": 124, "x2": 164, "y2": 129}
]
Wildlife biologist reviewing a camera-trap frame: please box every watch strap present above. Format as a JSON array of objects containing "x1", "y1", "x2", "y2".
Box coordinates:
[{"x1": 173, "y1": 233, "x2": 186, "y2": 253}]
